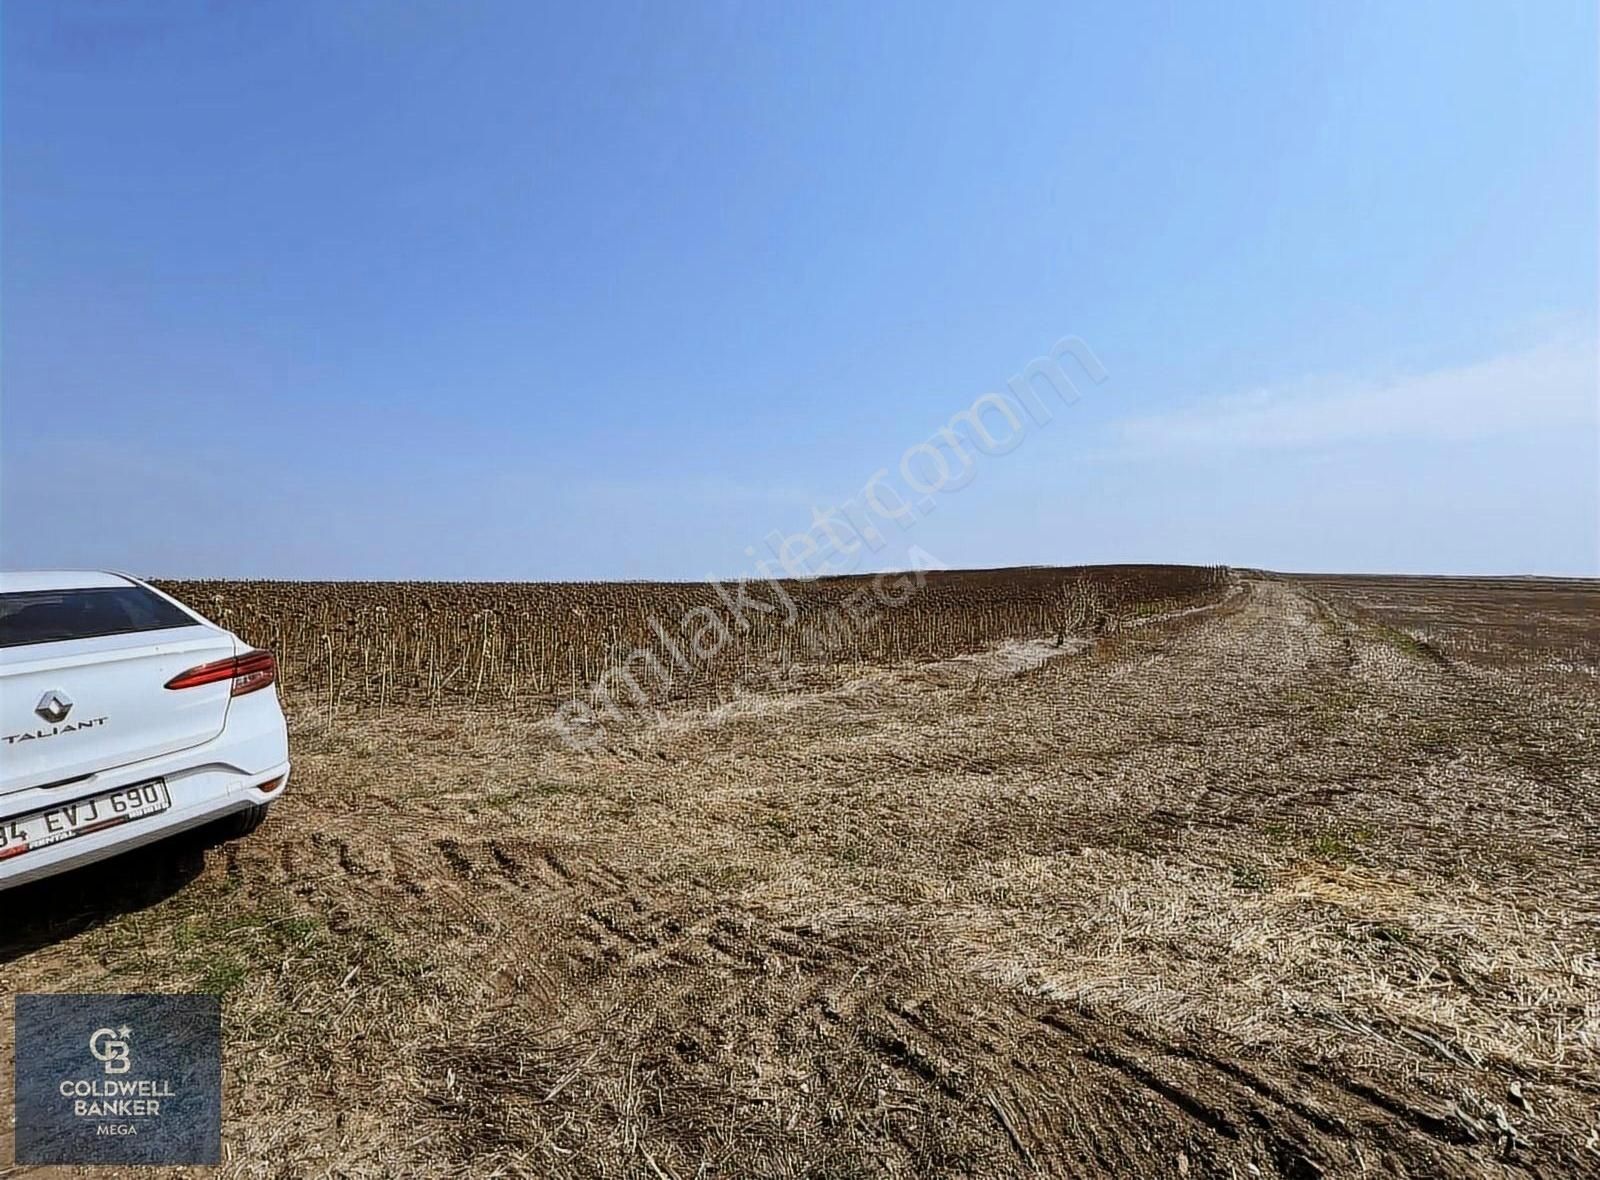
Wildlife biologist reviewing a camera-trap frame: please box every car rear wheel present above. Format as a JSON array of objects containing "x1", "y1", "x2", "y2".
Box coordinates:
[{"x1": 218, "y1": 804, "x2": 271, "y2": 840}]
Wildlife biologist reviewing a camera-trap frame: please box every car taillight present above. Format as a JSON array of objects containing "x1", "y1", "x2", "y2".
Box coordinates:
[{"x1": 165, "y1": 650, "x2": 277, "y2": 696}]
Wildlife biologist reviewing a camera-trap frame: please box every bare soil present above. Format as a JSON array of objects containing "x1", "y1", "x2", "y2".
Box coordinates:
[{"x1": 3, "y1": 573, "x2": 1597, "y2": 1178}]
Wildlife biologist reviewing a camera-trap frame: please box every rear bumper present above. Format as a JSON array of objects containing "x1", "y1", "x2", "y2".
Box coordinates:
[{"x1": 0, "y1": 721, "x2": 289, "y2": 891}]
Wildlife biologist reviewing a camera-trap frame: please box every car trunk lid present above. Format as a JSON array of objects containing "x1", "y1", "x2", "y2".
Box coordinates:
[{"x1": 0, "y1": 629, "x2": 237, "y2": 795}]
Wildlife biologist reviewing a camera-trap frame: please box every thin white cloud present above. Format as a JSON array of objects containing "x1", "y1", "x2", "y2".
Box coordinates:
[{"x1": 1106, "y1": 331, "x2": 1598, "y2": 458}]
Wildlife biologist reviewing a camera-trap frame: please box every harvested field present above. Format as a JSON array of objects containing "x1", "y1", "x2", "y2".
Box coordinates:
[{"x1": 2, "y1": 567, "x2": 1597, "y2": 1178}]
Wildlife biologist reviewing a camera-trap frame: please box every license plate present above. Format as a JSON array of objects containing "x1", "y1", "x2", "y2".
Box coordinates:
[{"x1": 0, "y1": 780, "x2": 171, "y2": 861}]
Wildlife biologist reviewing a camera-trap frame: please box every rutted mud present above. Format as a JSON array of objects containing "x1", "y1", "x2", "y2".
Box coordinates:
[{"x1": 2, "y1": 575, "x2": 1597, "y2": 1177}]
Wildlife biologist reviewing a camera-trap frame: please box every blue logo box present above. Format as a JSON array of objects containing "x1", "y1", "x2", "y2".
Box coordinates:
[{"x1": 14, "y1": 993, "x2": 221, "y2": 1165}]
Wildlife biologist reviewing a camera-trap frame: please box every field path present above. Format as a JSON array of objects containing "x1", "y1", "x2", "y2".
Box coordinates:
[{"x1": 3, "y1": 575, "x2": 1597, "y2": 1177}]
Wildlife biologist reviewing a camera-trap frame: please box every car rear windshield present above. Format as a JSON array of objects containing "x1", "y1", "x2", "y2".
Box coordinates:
[{"x1": 0, "y1": 586, "x2": 200, "y2": 649}]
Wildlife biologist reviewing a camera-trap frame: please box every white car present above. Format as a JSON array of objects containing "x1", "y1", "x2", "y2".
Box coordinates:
[{"x1": 0, "y1": 571, "x2": 289, "y2": 890}]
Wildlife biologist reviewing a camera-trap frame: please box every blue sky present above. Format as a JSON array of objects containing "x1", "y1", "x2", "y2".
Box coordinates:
[{"x1": 3, "y1": 0, "x2": 1595, "y2": 578}]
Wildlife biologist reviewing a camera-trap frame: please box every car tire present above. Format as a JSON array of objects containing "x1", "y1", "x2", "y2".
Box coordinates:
[{"x1": 218, "y1": 804, "x2": 271, "y2": 840}]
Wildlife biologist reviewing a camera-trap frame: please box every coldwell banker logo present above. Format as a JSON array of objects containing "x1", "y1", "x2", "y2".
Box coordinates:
[
  {"x1": 90, "y1": 1024, "x2": 133, "y2": 1073},
  {"x1": 14, "y1": 994, "x2": 221, "y2": 1165}
]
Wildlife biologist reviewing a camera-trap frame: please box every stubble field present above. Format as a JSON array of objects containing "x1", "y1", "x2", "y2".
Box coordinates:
[{"x1": 2, "y1": 566, "x2": 1597, "y2": 1178}]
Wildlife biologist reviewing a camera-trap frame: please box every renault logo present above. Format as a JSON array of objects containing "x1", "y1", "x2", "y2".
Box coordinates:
[{"x1": 35, "y1": 690, "x2": 73, "y2": 724}]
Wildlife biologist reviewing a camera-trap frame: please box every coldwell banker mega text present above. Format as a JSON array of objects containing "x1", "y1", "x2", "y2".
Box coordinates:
[
  {"x1": 14, "y1": 993, "x2": 222, "y2": 1165},
  {"x1": 61, "y1": 1074, "x2": 177, "y2": 1119}
]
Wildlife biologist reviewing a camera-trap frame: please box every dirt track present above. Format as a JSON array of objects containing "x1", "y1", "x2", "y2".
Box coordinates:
[{"x1": 3, "y1": 576, "x2": 1598, "y2": 1177}]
